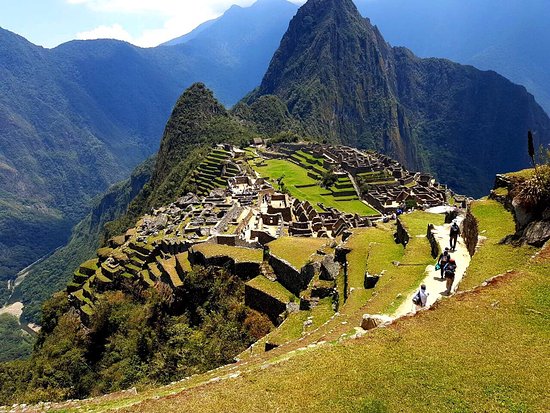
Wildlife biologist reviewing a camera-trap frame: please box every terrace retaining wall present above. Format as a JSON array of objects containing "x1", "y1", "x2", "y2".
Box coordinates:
[
  {"x1": 462, "y1": 207, "x2": 479, "y2": 257},
  {"x1": 244, "y1": 284, "x2": 287, "y2": 325},
  {"x1": 426, "y1": 224, "x2": 440, "y2": 259},
  {"x1": 395, "y1": 218, "x2": 410, "y2": 247},
  {"x1": 269, "y1": 254, "x2": 313, "y2": 296}
]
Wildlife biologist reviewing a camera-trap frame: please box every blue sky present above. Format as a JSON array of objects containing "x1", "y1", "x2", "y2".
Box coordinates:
[{"x1": 0, "y1": 0, "x2": 305, "y2": 48}]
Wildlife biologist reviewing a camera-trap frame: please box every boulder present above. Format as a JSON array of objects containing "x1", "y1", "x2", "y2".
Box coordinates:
[
  {"x1": 360, "y1": 314, "x2": 393, "y2": 331},
  {"x1": 512, "y1": 198, "x2": 537, "y2": 231},
  {"x1": 523, "y1": 221, "x2": 550, "y2": 247}
]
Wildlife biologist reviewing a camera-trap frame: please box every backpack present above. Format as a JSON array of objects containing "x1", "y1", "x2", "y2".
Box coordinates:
[
  {"x1": 451, "y1": 223, "x2": 459, "y2": 234},
  {"x1": 445, "y1": 265, "x2": 456, "y2": 278},
  {"x1": 412, "y1": 292, "x2": 422, "y2": 306}
]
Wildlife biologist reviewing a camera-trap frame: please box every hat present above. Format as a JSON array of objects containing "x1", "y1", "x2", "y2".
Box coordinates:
[{"x1": 421, "y1": 284, "x2": 426, "y2": 290}]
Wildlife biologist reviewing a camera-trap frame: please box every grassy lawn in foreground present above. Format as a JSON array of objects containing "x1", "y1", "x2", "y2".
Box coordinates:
[{"x1": 252, "y1": 159, "x2": 377, "y2": 216}]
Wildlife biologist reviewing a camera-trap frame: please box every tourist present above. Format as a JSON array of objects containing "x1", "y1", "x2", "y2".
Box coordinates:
[
  {"x1": 437, "y1": 247, "x2": 451, "y2": 279},
  {"x1": 412, "y1": 284, "x2": 429, "y2": 311},
  {"x1": 450, "y1": 220, "x2": 461, "y2": 251},
  {"x1": 444, "y1": 258, "x2": 457, "y2": 294}
]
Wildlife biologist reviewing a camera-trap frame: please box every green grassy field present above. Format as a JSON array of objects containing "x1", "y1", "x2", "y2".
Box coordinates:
[
  {"x1": 246, "y1": 275, "x2": 295, "y2": 303},
  {"x1": 252, "y1": 159, "x2": 378, "y2": 216},
  {"x1": 50, "y1": 203, "x2": 550, "y2": 413},
  {"x1": 268, "y1": 237, "x2": 328, "y2": 269},
  {"x1": 459, "y1": 200, "x2": 536, "y2": 291}
]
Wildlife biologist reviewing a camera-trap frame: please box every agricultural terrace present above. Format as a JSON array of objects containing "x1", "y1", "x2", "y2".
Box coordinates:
[
  {"x1": 251, "y1": 158, "x2": 377, "y2": 216},
  {"x1": 192, "y1": 244, "x2": 263, "y2": 263},
  {"x1": 267, "y1": 237, "x2": 328, "y2": 269}
]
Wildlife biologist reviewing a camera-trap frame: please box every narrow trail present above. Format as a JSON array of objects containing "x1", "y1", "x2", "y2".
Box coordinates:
[{"x1": 393, "y1": 217, "x2": 471, "y2": 317}]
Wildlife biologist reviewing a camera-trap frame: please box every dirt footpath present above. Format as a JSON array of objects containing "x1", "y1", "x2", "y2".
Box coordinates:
[{"x1": 394, "y1": 218, "x2": 471, "y2": 316}]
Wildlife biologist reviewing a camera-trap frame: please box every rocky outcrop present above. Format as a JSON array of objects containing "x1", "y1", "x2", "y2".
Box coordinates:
[
  {"x1": 360, "y1": 314, "x2": 393, "y2": 331},
  {"x1": 521, "y1": 220, "x2": 550, "y2": 247}
]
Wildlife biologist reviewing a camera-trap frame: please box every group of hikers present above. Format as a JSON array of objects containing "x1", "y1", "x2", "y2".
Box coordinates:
[{"x1": 413, "y1": 220, "x2": 461, "y2": 310}]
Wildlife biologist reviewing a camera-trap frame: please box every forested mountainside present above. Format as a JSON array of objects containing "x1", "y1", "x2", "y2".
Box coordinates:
[{"x1": 247, "y1": 0, "x2": 550, "y2": 197}]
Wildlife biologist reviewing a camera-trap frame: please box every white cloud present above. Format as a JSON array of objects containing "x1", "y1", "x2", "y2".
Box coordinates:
[
  {"x1": 67, "y1": 0, "x2": 306, "y2": 47},
  {"x1": 76, "y1": 23, "x2": 133, "y2": 42}
]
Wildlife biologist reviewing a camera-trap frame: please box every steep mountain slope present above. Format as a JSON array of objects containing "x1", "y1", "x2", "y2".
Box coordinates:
[
  {"x1": 247, "y1": 0, "x2": 550, "y2": 196},
  {"x1": 355, "y1": 0, "x2": 550, "y2": 115},
  {"x1": 0, "y1": 29, "x2": 182, "y2": 304},
  {"x1": 11, "y1": 157, "x2": 155, "y2": 324}
]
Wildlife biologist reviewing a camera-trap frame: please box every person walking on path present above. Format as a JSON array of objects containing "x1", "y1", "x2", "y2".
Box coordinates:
[
  {"x1": 437, "y1": 248, "x2": 451, "y2": 279},
  {"x1": 444, "y1": 258, "x2": 457, "y2": 294},
  {"x1": 449, "y1": 220, "x2": 461, "y2": 251},
  {"x1": 412, "y1": 284, "x2": 429, "y2": 311}
]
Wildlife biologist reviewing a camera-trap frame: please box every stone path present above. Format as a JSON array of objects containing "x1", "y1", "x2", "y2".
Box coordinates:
[{"x1": 393, "y1": 217, "x2": 471, "y2": 317}]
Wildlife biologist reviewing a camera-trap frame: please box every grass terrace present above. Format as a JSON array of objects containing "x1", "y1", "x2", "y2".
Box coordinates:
[
  {"x1": 268, "y1": 237, "x2": 328, "y2": 269},
  {"x1": 192, "y1": 244, "x2": 263, "y2": 263},
  {"x1": 343, "y1": 211, "x2": 444, "y2": 316},
  {"x1": 246, "y1": 275, "x2": 295, "y2": 304},
  {"x1": 249, "y1": 297, "x2": 334, "y2": 356},
  {"x1": 252, "y1": 159, "x2": 377, "y2": 216}
]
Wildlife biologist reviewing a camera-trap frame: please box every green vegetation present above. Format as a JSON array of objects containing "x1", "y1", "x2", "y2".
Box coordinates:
[
  {"x1": 252, "y1": 159, "x2": 377, "y2": 216},
  {"x1": 268, "y1": 237, "x2": 327, "y2": 269},
  {"x1": 12, "y1": 157, "x2": 155, "y2": 325},
  {"x1": 246, "y1": 276, "x2": 295, "y2": 304},
  {"x1": 115, "y1": 264, "x2": 550, "y2": 413},
  {"x1": 342, "y1": 212, "x2": 444, "y2": 316},
  {"x1": 257, "y1": 297, "x2": 334, "y2": 350},
  {"x1": 246, "y1": 0, "x2": 550, "y2": 197},
  {"x1": 0, "y1": 267, "x2": 267, "y2": 404},
  {"x1": 0, "y1": 315, "x2": 34, "y2": 362}
]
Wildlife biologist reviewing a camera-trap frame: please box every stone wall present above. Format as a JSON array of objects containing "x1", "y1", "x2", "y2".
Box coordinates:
[
  {"x1": 462, "y1": 207, "x2": 479, "y2": 257},
  {"x1": 188, "y1": 249, "x2": 260, "y2": 280},
  {"x1": 251, "y1": 230, "x2": 277, "y2": 245},
  {"x1": 426, "y1": 224, "x2": 440, "y2": 259},
  {"x1": 244, "y1": 284, "x2": 287, "y2": 325},
  {"x1": 395, "y1": 217, "x2": 410, "y2": 247},
  {"x1": 268, "y1": 254, "x2": 313, "y2": 296}
]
